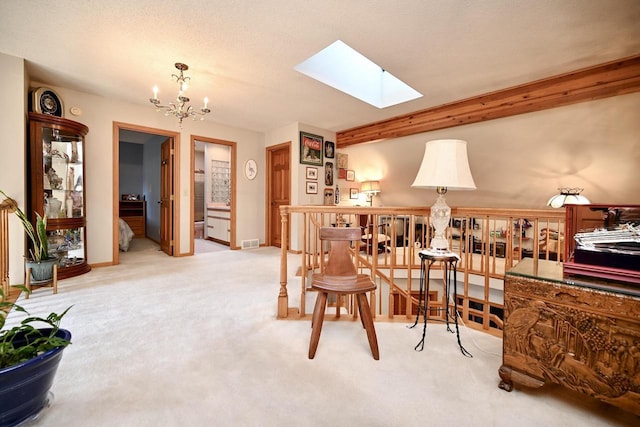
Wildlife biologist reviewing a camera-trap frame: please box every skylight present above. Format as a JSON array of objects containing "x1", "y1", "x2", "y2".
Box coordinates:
[{"x1": 294, "y1": 40, "x2": 423, "y2": 109}]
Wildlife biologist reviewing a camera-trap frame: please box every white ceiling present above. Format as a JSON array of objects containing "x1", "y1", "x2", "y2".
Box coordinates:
[{"x1": 1, "y1": 1, "x2": 639, "y2": 134}]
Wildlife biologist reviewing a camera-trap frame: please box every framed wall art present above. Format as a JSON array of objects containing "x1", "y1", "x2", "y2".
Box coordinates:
[
  {"x1": 346, "y1": 170, "x2": 355, "y2": 181},
  {"x1": 300, "y1": 131, "x2": 323, "y2": 166},
  {"x1": 338, "y1": 168, "x2": 347, "y2": 180},
  {"x1": 336, "y1": 153, "x2": 348, "y2": 169},
  {"x1": 324, "y1": 141, "x2": 335, "y2": 159},
  {"x1": 350, "y1": 188, "x2": 359, "y2": 199},
  {"x1": 324, "y1": 188, "x2": 334, "y2": 205},
  {"x1": 306, "y1": 167, "x2": 318, "y2": 180},
  {"x1": 306, "y1": 181, "x2": 318, "y2": 194},
  {"x1": 325, "y1": 162, "x2": 334, "y2": 186}
]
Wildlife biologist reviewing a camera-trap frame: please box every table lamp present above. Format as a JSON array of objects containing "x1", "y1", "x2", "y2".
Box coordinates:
[
  {"x1": 412, "y1": 139, "x2": 476, "y2": 251},
  {"x1": 360, "y1": 181, "x2": 381, "y2": 206}
]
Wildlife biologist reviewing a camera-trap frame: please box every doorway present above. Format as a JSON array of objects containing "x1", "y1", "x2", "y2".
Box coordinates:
[
  {"x1": 191, "y1": 135, "x2": 236, "y2": 253},
  {"x1": 113, "y1": 122, "x2": 179, "y2": 264},
  {"x1": 266, "y1": 142, "x2": 291, "y2": 248}
]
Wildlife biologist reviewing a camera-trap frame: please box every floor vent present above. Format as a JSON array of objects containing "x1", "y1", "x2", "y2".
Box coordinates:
[{"x1": 241, "y1": 239, "x2": 259, "y2": 250}]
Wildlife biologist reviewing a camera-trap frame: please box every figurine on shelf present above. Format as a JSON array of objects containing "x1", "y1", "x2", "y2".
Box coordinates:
[
  {"x1": 47, "y1": 167, "x2": 63, "y2": 190},
  {"x1": 70, "y1": 141, "x2": 79, "y2": 163},
  {"x1": 67, "y1": 167, "x2": 74, "y2": 191}
]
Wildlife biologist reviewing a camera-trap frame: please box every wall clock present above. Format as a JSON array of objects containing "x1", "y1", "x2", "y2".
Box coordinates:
[
  {"x1": 244, "y1": 159, "x2": 257, "y2": 180},
  {"x1": 32, "y1": 87, "x2": 64, "y2": 117}
]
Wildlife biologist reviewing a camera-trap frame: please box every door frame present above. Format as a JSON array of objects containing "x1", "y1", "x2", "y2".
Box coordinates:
[
  {"x1": 190, "y1": 135, "x2": 237, "y2": 252},
  {"x1": 266, "y1": 141, "x2": 291, "y2": 248},
  {"x1": 112, "y1": 122, "x2": 180, "y2": 264}
]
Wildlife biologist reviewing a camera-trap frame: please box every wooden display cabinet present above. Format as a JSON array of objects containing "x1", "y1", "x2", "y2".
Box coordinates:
[
  {"x1": 499, "y1": 258, "x2": 640, "y2": 415},
  {"x1": 28, "y1": 112, "x2": 90, "y2": 279}
]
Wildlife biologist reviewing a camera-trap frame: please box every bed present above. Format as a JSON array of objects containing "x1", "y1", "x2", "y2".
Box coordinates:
[{"x1": 119, "y1": 218, "x2": 134, "y2": 251}]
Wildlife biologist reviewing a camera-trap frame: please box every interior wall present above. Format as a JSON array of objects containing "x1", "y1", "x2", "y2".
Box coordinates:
[
  {"x1": 340, "y1": 92, "x2": 640, "y2": 209},
  {"x1": 142, "y1": 142, "x2": 161, "y2": 241},
  {"x1": 0, "y1": 53, "x2": 26, "y2": 285},
  {"x1": 118, "y1": 142, "x2": 143, "y2": 196}
]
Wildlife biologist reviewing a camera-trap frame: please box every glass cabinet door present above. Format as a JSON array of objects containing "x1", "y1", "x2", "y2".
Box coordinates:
[
  {"x1": 42, "y1": 127, "x2": 84, "y2": 219},
  {"x1": 46, "y1": 227, "x2": 86, "y2": 268}
]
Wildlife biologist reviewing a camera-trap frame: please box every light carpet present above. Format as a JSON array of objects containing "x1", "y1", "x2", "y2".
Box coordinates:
[{"x1": 5, "y1": 246, "x2": 637, "y2": 426}]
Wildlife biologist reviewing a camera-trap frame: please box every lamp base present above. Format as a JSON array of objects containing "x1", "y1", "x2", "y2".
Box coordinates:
[{"x1": 429, "y1": 191, "x2": 450, "y2": 252}]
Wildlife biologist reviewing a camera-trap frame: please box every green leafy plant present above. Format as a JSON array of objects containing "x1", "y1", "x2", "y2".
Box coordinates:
[
  {"x1": 0, "y1": 286, "x2": 71, "y2": 369},
  {"x1": 0, "y1": 190, "x2": 49, "y2": 262}
]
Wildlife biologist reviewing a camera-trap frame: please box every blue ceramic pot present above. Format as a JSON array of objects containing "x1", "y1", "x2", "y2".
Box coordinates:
[{"x1": 0, "y1": 328, "x2": 71, "y2": 426}]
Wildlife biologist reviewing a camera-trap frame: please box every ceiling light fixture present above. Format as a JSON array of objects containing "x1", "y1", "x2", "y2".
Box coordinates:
[{"x1": 149, "y1": 63, "x2": 210, "y2": 127}]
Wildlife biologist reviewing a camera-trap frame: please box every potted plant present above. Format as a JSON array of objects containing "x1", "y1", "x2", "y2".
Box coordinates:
[
  {"x1": 0, "y1": 286, "x2": 72, "y2": 425},
  {"x1": 0, "y1": 190, "x2": 57, "y2": 282}
]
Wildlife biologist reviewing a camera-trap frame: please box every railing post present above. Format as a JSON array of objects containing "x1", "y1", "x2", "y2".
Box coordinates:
[{"x1": 278, "y1": 208, "x2": 290, "y2": 318}]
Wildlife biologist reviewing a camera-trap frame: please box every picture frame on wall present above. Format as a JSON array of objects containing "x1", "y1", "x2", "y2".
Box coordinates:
[
  {"x1": 338, "y1": 168, "x2": 347, "y2": 180},
  {"x1": 346, "y1": 170, "x2": 355, "y2": 181},
  {"x1": 306, "y1": 181, "x2": 318, "y2": 194},
  {"x1": 306, "y1": 167, "x2": 318, "y2": 180},
  {"x1": 300, "y1": 131, "x2": 323, "y2": 166},
  {"x1": 350, "y1": 188, "x2": 359, "y2": 199},
  {"x1": 324, "y1": 188, "x2": 334, "y2": 205},
  {"x1": 336, "y1": 153, "x2": 348, "y2": 169},
  {"x1": 324, "y1": 141, "x2": 335, "y2": 159},
  {"x1": 325, "y1": 162, "x2": 333, "y2": 186}
]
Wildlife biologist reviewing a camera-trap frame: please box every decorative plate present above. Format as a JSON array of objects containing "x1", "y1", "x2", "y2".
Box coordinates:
[{"x1": 244, "y1": 159, "x2": 257, "y2": 180}]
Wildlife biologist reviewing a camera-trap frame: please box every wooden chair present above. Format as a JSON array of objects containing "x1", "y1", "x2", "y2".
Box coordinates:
[{"x1": 308, "y1": 227, "x2": 379, "y2": 360}]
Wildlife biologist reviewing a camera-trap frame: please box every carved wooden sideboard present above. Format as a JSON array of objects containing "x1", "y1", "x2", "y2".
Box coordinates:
[{"x1": 499, "y1": 258, "x2": 640, "y2": 415}]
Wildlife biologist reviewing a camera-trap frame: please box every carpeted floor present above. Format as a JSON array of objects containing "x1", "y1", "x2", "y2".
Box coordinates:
[{"x1": 4, "y1": 247, "x2": 637, "y2": 426}]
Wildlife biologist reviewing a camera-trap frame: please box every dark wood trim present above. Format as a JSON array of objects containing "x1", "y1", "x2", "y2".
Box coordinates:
[{"x1": 337, "y1": 54, "x2": 640, "y2": 147}]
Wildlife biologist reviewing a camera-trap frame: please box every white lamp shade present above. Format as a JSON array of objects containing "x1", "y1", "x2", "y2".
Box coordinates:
[
  {"x1": 547, "y1": 190, "x2": 591, "y2": 208},
  {"x1": 360, "y1": 180, "x2": 380, "y2": 193},
  {"x1": 412, "y1": 139, "x2": 476, "y2": 190}
]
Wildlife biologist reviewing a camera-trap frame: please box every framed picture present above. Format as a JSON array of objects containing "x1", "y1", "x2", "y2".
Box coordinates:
[
  {"x1": 306, "y1": 167, "x2": 318, "y2": 180},
  {"x1": 306, "y1": 181, "x2": 318, "y2": 194},
  {"x1": 336, "y1": 153, "x2": 348, "y2": 169},
  {"x1": 350, "y1": 188, "x2": 359, "y2": 199},
  {"x1": 338, "y1": 168, "x2": 347, "y2": 180},
  {"x1": 325, "y1": 162, "x2": 334, "y2": 186},
  {"x1": 300, "y1": 131, "x2": 323, "y2": 166},
  {"x1": 346, "y1": 170, "x2": 355, "y2": 182},
  {"x1": 324, "y1": 141, "x2": 335, "y2": 158},
  {"x1": 324, "y1": 188, "x2": 334, "y2": 205}
]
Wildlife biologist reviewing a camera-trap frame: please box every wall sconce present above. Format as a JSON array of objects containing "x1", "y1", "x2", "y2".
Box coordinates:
[
  {"x1": 412, "y1": 139, "x2": 476, "y2": 252},
  {"x1": 547, "y1": 187, "x2": 590, "y2": 208},
  {"x1": 360, "y1": 181, "x2": 381, "y2": 206}
]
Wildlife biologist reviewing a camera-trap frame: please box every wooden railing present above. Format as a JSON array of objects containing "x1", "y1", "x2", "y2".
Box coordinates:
[
  {"x1": 0, "y1": 197, "x2": 16, "y2": 298},
  {"x1": 278, "y1": 206, "x2": 565, "y2": 336}
]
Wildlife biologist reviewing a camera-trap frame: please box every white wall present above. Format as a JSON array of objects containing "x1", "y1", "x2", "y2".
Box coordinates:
[
  {"x1": 0, "y1": 53, "x2": 26, "y2": 285},
  {"x1": 340, "y1": 93, "x2": 640, "y2": 209}
]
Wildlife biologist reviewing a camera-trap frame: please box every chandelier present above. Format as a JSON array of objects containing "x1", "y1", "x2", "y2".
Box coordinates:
[{"x1": 149, "y1": 62, "x2": 210, "y2": 126}]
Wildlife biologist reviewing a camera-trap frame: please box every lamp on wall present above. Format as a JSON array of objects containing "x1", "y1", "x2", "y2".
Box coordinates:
[
  {"x1": 412, "y1": 139, "x2": 476, "y2": 252},
  {"x1": 149, "y1": 62, "x2": 211, "y2": 127},
  {"x1": 360, "y1": 181, "x2": 381, "y2": 206},
  {"x1": 547, "y1": 187, "x2": 590, "y2": 208}
]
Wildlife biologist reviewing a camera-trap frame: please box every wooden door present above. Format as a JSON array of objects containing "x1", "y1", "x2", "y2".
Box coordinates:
[
  {"x1": 267, "y1": 143, "x2": 290, "y2": 248},
  {"x1": 160, "y1": 138, "x2": 174, "y2": 255}
]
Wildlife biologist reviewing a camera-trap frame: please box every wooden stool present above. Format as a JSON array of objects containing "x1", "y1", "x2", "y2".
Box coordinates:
[
  {"x1": 25, "y1": 264, "x2": 58, "y2": 299},
  {"x1": 309, "y1": 227, "x2": 379, "y2": 360}
]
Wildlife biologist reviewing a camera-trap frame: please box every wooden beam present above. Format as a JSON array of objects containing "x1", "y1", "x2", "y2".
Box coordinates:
[{"x1": 336, "y1": 54, "x2": 640, "y2": 147}]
